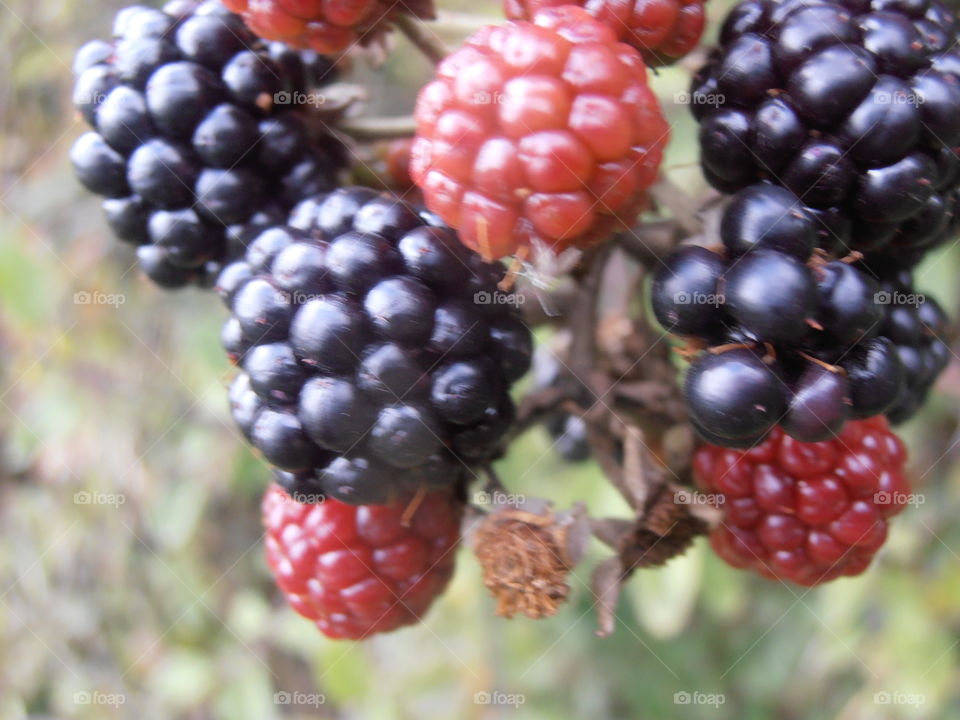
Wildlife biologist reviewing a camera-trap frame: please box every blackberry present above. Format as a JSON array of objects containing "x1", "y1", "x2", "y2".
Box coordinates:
[
  {"x1": 684, "y1": 348, "x2": 787, "y2": 442},
  {"x1": 220, "y1": 0, "x2": 438, "y2": 56},
  {"x1": 874, "y1": 276, "x2": 952, "y2": 423},
  {"x1": 694, "y1": 417, "x2": 910, "y2": 585},
  {"x1": 409, "y1": 6, "x2": 669, "y2": 259},
  {"x1": 263, "y1": 483, "x2": 462, "y2": 639},
  {"x1": 692, "y1": 0, "x2": 960, "y2": 262},
  {"x1": 71, "y1": 1, "x2": 344, "y2": 289},
  {"x1": 654, "y1": 182, "x2": 951, "y2": 445},
  {"x1": 504, "y1": 0, "x2": 707, "y2": 66},
  {"x1": 220, "y1": 188, "x2": 532, "y2": 504}
]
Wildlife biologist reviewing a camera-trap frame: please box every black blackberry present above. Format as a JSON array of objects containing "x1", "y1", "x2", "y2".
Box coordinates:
[
  {"x1": 71, "y1": 1, "x2": 344, "y2": 289},
  {"x1": 872, "y1": 276, "x2": 952, "y2": 423},
  {"x1": 655, "y1": 182, "x2": 950, "y2": 446},
  {"x1": 220, "y1": 187, "x2": 533, "y2": 504},
  {"x1": 692, "y1": 0, "x2": 960, "y2": 263}
]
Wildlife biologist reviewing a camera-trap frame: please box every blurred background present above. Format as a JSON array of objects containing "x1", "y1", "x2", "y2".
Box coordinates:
[{"x1": 3, "y1": 0, "x2": 960, "y2": 718}]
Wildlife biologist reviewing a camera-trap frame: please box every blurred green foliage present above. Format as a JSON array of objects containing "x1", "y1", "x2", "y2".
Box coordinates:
[{"x1": 2, "y1": 0, "x2": 960, "y2": 718}]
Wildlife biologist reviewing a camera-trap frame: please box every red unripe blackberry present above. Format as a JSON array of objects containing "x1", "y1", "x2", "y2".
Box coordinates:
[
  {"x1": 504, "y1": 0, "x2": 707, "y2": 66},
  {"x1": 220, "y1": 0, "x2": 436, "y2": 55},
  {"x1": 262, "y1": 484, "x2": 462, "y2": 639},
  {"x1": 410, "y1": 6, "x2": 669, "y2": 260},
  {"x1": 694, "y1": 417, "x2": 911, "y2": 586}
]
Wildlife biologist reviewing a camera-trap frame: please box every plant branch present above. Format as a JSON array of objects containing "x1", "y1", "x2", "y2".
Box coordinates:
[
  {"x1": 394, "y1": 13, "x2": 449, "y2": 65},
  {"x1": 337, "y1": 115, "x2": 416, "y2": 141}
]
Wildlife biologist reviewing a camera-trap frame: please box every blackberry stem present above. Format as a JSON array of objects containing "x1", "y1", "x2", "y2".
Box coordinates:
[
  {"x1": 338, "y1": 115, "x2": 416, "y2": 140},
  {"x1": 394, "y1": 13, "x2": 449, "y2": 65}
]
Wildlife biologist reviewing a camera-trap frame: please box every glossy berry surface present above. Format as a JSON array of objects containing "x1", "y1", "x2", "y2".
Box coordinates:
[
  {"x1": 655, "y1": 180, "x2": 950, "y2": 445},
  {"x1": 71, "y1": 1, "x2": 343, "y2": 289},
  {"x1": 220, "y1": 0, "x2": 436, "y2": 55},
  {"x1": 410, "y1": 6, "x2": 669, "y2": 259},
  {"x1": 262, "y1": 483, "x2": 462, "y2": 639},
  {"x1": 651, "y1": 245, "x2": 726, "y2": 336},
  {"x1": 691, "y1": 0, "x2": 960, "y2": 262},
  {"x1": 503, "y1": 0, "x2": 707, "y2": 66},
  {"x1": 222, "y1": 187, "x2": 532, "y2": 504},
  {"x1": 694, "y1": 417, "x2": 910, "y2": 585},
  {"x1": 684, "y1": 348, "x2": 787, "y2": 442}
]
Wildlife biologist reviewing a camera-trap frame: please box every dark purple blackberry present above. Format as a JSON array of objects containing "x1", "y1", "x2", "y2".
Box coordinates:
[
  {"x1": 220, "y1": 188, "x2": 532, "y2": 504},
  {"x1": 722, "y1": 249, "x2": 817, "y2": 344},
  {"x1": 692, "y1": 0, "x2": 960, "y2": 262},
  {"x1": 70, "y1": 1, "x2": 344, "y2": 290},
  {"x1": 873, "y1": 278, "x2": 953, "y2": 423},
  {"x1": 720, "y1": 184, "x2": 817, "y2": 259},
  {"x1": 651, "y1": 245, "x2": 727, "y2": 336},
  {"x1": 684, "y1": 348, "x2": 787, "y2": 442},
  {"x1": 812, "y1": 259, "x2": 884, "y2": 348},
  {"x1": 781, "y1": 362, "x2": 851, "y2": 442},
  {"x1": 656, "y1": 182, "x2": 954, "y2": 446}
]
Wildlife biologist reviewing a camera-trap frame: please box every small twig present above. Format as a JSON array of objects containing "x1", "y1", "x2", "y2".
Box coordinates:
[
  {"x1": 394, "y1": 13, "x2": 449, "y2": 64},
  {"x1": 400, "y1": 485, "x2": 427, "y2": 526},
  {"x1": 432, "y1": 10, "x2": 497, "y2": 34},
  {"x1": 482, "y1": 464, "x2": 507, "y2": 496},
  {"x1": 337, "y1": 115, "x2": 416, "y2": 141}
]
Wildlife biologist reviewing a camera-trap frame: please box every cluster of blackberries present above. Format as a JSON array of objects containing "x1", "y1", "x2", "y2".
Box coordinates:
[
  {"x1": 219, "y1": 187, "x2": 533, "y2": 505},
  {"x1": 691, "y1": 0, "x2": 960, "y2": 267},
  {"x1": 653, "y1": 184, "x2": 951, "y2": 447},
  {"x1": 71, "y1": 1, "x2": 344, "y2": 288}
]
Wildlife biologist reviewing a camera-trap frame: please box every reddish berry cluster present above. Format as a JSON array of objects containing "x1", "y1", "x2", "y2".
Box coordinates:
[
  {"x1": 693, "y1": 417, "x2": 911, "y2": 586},
  {"x1": 504, "y1": 0, "x2": 706, "y2": 66},
  {"x1": 220, "y1": 0, "x2": 435, "y2": 54},
  {"x1": 410, "y1": 6, "x2": 669, "y2": 260},
  {"x1": 263, "y1": 484, "x2": 463, "y2": 639}
]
